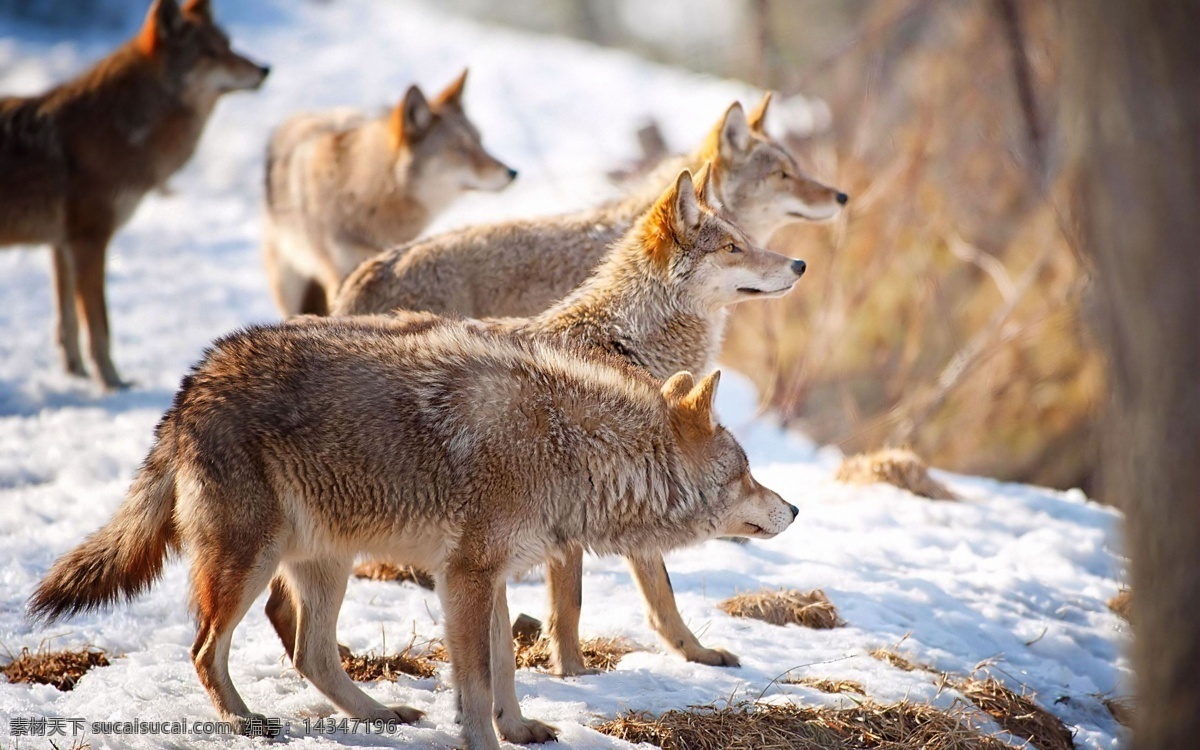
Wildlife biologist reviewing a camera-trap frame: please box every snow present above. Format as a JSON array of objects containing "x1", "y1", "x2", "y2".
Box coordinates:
[{"x1": 0, "y1": 1, "x2": 1129, "y2": 748}]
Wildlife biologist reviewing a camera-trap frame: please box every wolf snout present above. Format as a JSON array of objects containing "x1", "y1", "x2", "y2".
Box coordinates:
[
  {"x1": 506, "y1": 167, "x2": 518, "y2": 181},
  {"x1": 836, "y1": 192, "x2": 849, "y2": 205},
  {"x1": 790, "y1": 259, "x2": 806, "y2": 277},
  {"x1": 257, "y1": 64, "x2": 272, "y2": 79},
  {"x1": 788, "y1": 503, "x2": 799, "y2": 519}
]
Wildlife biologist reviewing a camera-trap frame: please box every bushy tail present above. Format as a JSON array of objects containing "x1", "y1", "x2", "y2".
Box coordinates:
[{"x1": 29, "y1": 418, "x2": 180, "y2": 623}]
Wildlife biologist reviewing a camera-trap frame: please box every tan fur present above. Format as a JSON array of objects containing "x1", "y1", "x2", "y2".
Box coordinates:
[
  {"x1": 263, "y1": 70, "x2": 515, "y2": 316},
  {"x1": 332, "y1": 94, "x2": 845, "y2": 318},
  {"x1": 270, "y1": 170, "x2": 804, "y2": 677},
  {"x1": 29, "y1": 315, "x2": 794, "y2": 750},
  {"x1": 0, "y1": 0, "x2": 268, "y2": 388}
]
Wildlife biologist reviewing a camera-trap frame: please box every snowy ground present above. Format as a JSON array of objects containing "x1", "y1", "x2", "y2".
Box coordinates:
[{"x1": 0, "y1": 1, "x2": 1129, "y2": 748}]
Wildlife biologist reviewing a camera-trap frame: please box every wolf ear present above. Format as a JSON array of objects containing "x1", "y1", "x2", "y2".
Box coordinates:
[
  {"x1": 672, "y1": 371, "x2": 720, "y2": 436},
  {"x1": 718, "y1": 102, "x2": 751, "y2": 161},
  {"x1": 661, "y1": 371, "x2": 696, "y2": 404},
  {"x1": 693, "y1": 161, "x2": 722, "y2": 210},
  {"x1": 683, "y1": 371, "x2": 720, "y2": 420},
  {"x1": 747, "y1": 91, "x2": 772, "y2": 134},
  {"x1": 435, "y1": 68, "x2": 468, "y2": 109},
  {"x1": 672, "y1": 170, "x2": 703, "y2": 236},
  {"x1": 182, "y1": 0, "x2": 212, "y2": 21},
  {"x1": 139, "y1": 0, "x2": 185, "y2": 54},
  {"x1": 391, "y1": 85, "x2": 434, "y2": 146}
]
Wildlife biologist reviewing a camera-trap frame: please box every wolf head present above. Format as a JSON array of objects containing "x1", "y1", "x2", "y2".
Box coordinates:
[
  {"x1": 702, "y1": 94, "x2": 847, "y2": 243},
  {"x1": 388, "y1": 70, "x2": 517, "y2": 206},
  {"x1": 637, "y1": 169, "x2": 807, "y2": 310},
  {"x1": 662, "y1": 371, "x2": 796, "y2": 539},
  {"x1": 136, "y1": 0, "x2": 269, "y2": 101}
]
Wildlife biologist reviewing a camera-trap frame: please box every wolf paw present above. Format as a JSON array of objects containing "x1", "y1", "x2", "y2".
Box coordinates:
[
  {"x1": 387, "y1": 704, "x2": 425, "y2": 725},
  {"x1": 498, "y1": 717, "x2": 558, "y2": 744},
  {"x1": 234, "y1": 713, "x2": 280, "y2": 738},
  {"x1": 688, "y1": 646, "x2": 740, "y2": 667},
  {"x1": 548, "y1": 656, "x2": 600, "y2": 678}
]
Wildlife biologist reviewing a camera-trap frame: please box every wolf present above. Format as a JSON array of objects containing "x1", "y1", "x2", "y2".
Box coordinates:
[
  {"x1": 262, "y1": 70, "x2": 517, "y2": 317},
  {"x1": 332, "y1": 92, "x2": 845, "y2": 318},
  {"x1": 0, "y1": 0, "x2": 268, "y2": 389},
  {"x1": 266, "y1": 168, "x2": 806, "y2": 678},
  {"x1": 28, "y1": 314, "x2": 796, "y2": 750}
]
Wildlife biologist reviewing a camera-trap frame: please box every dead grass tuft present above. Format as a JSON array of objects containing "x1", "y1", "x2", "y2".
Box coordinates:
[
  {"x1": 785, "y1": 676, "x2": 866, "y2": 695},
  {"x1": 836, "y1": 449, "x2": 958, "y2": 500},
  {"x1": 515, "y1": 636, "x2": 636, "y2": 673},
  {"x1": 719, "y1": 588, "x2": 844, "y2": 629},
  {"x1": 352, "y1": 561, "x2": 435, "y2": 590},
  {"x1": 341, "y1": 642, "x2": 447, "y2": 681},
  {"x1": 596, "y1": 699, "x2": 1013, "y2": 750},
  {"x1": 958, "y1": 677, "x2": 1075, "y2": 750},
  {"x1": 1102, "y1": 697, "x2": 1134, "y2": 728},
  {"x1": 1107, "y1": 589, "x2": 1132, "y2": 621},
  {"x1": 1, "y1": 647, "x2": 110, "y2": 691},
  {"x1": 868, "y1": 648, "x2": 929, "y2": 673}
]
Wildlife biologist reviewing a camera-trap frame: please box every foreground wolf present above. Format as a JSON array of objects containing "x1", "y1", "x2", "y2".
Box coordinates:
[
  {"x1": 0, "y1": 0, "x2": 268, "y2": 389},
  {"x1": 267, "y1": 168, "x2": 805, "y2": 677},
  {"x1": 333, "y1": 93, "x2": 845, "y2": 317},
  {"x1": 263, "y1": 70, "x2": 517, "y2": 316},
  {"x1": 29, "y1": 315, "x2": 795, "y2": 750}
]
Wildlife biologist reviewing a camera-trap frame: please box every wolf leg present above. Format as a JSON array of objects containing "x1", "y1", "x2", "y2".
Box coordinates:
[
  {"x1": 545, "y1": 543, "x2": 598, "y2": 676},
  {"x1": 491, "y1": 583, "x2": 557, "y2": 743},
  {"x1": 284, "y1": 557, "x2": 422, "y2": 724},
  {"x1": 50, "y1": 244, "x2": 86, "y2": 377},
  {"x1": 191, "y1": 543, "x2": 282, "y2": 736},
  {"x1": 69, "y1": 234, "x2": 127, "y2": 389},
  {"x1": 263, "y1": 231, "x2": 324, "y2": 317},
  {"x1": 439, "y1": 561, "x2": 503, "y2": 750},
  {"x1": 626, "y1": 552, "x2": 740, "y2": 667}
]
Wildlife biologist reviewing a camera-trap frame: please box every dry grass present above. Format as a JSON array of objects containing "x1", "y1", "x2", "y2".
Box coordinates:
[
  {"x1": 341, "y1": 642, "x2": 447, "y2": 681},
  {"x1": 869, "y1": 648, "x2": 929, "y2": 673},
  {"x1": 721, "y1": 1, "x2": 1103, "y2": 492},
  {"x1": 596, "y1": 699, "x2": 1013, "y2": 750},
  {"x1": 1107, "y1": 589, "x2": 1132, "y2": 621},
  {"x1": 785, "y1": 676, "x2": 867, "y2": 695},
  {"x1": 957, "y1": 677, "x2": 1075, "y2": 750},
  {"x1": 1102, "y1": 697, "x2": 1134, "y2": 728},
  {"x1": 836, "y1": 449, "x2": 958, "y2": 500},
  {"x1": 515, "y1": 636, "x2": 636, "y2": 673},
  {"x1": 719, "y1": 589, "x2": 844, "y2": 629},
  {"x1": 1, "y1": 647, "x2": 110, "y2": 691},
  {"x1": 352, "y1": 561, "x2": 435, "y2": 590}
]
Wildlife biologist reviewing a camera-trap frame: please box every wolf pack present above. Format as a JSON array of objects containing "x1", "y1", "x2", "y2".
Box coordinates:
[{"x1": 3, "y1": 2, "x2": 849, "y2": 749}]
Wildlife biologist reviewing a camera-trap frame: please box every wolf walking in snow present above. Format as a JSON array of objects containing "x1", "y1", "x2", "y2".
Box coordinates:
[
  {"x1": 262, "y1": 69, "x2": 517, "y2": 316},
  {"x1": 266, "y1": 167, "x2": 807, "y2": 677},
  {"x1": 29, "y1": 313, "x2": 795, "y2": 750},
  {"x1": 332, "y1": 93, "x2": 845, "y2": 318},
  {"x1": 0, "y1": 0, "x2": 268, "y2": 388}
]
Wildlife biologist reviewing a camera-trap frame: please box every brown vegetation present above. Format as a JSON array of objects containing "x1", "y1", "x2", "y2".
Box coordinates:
[
  {"x1": 722, "y1": 1, "x2": 1101, "y2": 491},
  {"x1": 515, "y1": 636, "x2": 635, "y2": 673},
  {"x1": 720, "y1": 588, "x2": 844, "y2": 629},
  {"x1": 958, "y1": 676, "x2": 1075, "y2": 750},
  {"x1": 352, "y1": 561, "x2": 435, "y2": 589},
  {"x1": 1, "y1": 646, "x2": 110, "y2": 691},
  {"x1": 1106, "y1": 589, "x2": 1131, "y2": 621},
  {"x1": 596, "y1": 700, "x2": 1013, "y2": 750},
  {"x1": 341, "y1": 642, "x2": 447, "y2": 681},
  {"x1": 785, "y1": 676, "x2": 866, "y2": 695},
  {"x1": 835, "y1": 448, "x2": 957, "y2": 500}
]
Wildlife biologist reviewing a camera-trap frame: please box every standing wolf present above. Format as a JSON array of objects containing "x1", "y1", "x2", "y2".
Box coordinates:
[
  {"x1": 266, "y1": 168, "x2": 807, "y2": 677},
  {"x1": 0, "y1": 0, "x2": 268, "y2": 389},
  {"x1": 262, "y1": 70, "x2": 517, "y2": 317},
  {"x1": 333, "y1": 93, "x2": 845, "y2": 318},
  {"x1": 29, "y1": 314, "x2": 796, "y2": 750}
]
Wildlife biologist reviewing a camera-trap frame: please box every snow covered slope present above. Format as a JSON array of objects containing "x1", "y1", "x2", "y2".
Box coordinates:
[{"x1": 0, "y1": 1, "x2": 1129, "y2": 748}]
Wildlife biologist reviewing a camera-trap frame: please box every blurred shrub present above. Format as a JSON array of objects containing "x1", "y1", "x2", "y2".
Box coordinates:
[{"x1": 722, "y1": 1, "x2": 1101, "y2": 490}]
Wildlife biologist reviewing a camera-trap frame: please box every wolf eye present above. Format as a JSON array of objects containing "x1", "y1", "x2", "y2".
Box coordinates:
[
  {"x1": 776, "y1": 170, "x2": 790, "y2": 179},
  {"x1": 726, "y1": 243, "x2": 743, "y2": 254}
]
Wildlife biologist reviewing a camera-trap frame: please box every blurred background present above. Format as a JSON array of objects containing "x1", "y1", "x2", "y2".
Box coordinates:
[{"x1": 1, "y1": 0, "x2": 1096, "y2": 493}]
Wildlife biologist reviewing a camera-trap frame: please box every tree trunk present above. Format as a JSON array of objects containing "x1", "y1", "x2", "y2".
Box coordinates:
[{"x1": 1060, "y1": 2, "x2": 1200, "y2": 748}]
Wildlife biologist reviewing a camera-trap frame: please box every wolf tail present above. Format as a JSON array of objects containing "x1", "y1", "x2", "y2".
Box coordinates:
[{"x1": 29, "y1": 415, "x2": 181, "y2": 623}]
